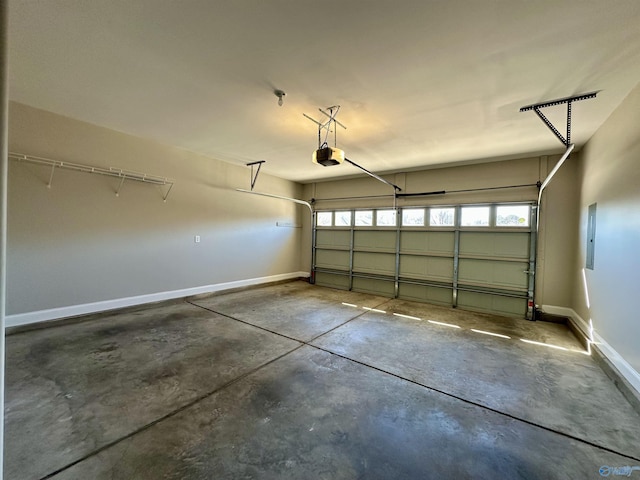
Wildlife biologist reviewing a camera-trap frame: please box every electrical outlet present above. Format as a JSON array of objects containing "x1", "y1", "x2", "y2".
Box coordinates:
[{"x1": 194, "y1": 235, "x2": 200, "y2": 243}]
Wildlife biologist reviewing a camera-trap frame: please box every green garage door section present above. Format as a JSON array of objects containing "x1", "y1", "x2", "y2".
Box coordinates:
[
  {"x1": 458, "y1": 258, "x2": 528, "y2": 290},
  {"x1": 314, "y1": 228, "x2": 350, "y2": 288},
  {"x1": 315, "y1": 229, "x2": 351, "y2": 250},
  {"x1": 313, "y1": 203, "x2": 535, "y2": 319},
  {"x1": 399, "y1": 255, "x2": 454, "y2": 283},
  {"x1": 400, "y1": 231, "x2": 454, "y2": 255},
  {"x1": 399, "y1": 231, "x2": 454, "y2": 282}
]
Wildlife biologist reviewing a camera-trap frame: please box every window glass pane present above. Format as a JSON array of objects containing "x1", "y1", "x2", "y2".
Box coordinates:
[
  {"x1": 316, "y1": 211, "x2": 332, "y2": 226},
  {"x1": 496, "y1": 205, "x2": 530, "y2": 227},
  {"x1": 460, "y1": 206, "x2": 490, "y2": 226},
  {"x1": 402, "y1": 208, "x2": 425, "y2": 226},
  {"x1": 376, "y1": 209, "x2": 397, "y2": 226},
  {"x1": 334, "y1": 211, "x2": 352, "y2": 226},
  {"x1": 354, "y1": 210, "x2": 373, "y2": 226},
  {"x1": 430, "y1": 207, "x2": 455, "y2": 226}
]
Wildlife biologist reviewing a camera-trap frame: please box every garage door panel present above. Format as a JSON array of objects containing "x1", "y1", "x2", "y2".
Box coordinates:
[
  {"x1": 354, "y1": 230, "x2": 396, "y2": 252},
  {"x1": 316, "y1": 230, "x2": 351, "y2": 249},
  {"x1": 399, "y1": 256, "x2": 453, "y2": 282},
  {"x1": 400, "y1": 231, "x2": 454, "y2": 255},
  {"x1": 314, "y1": 205, "x2": 534, "y2": 319},
  {"x1": 315, "y1": 249, "x2": 349, "y2": 270},
  {"x1": 458, "y1": 259, "x2": 528, "y2": 290},
  {"x1": 352, "y1": 277, "x2": 395, "y2": 296},
  {"x1": 457, "y1": 291, "x2": 526, "y2": 317},
  {"x1": 398, "y1": 283, "x2": 452, "y2": 305},
  {"x1": 460, "y1": 232, "x2": 529, "y2": 259},
  {"x1": 353, "y1": 252, "x2": 396, "y2": 276},
  {"x1": 315, "y1": 272, "x2": 349, "y2": 290}
]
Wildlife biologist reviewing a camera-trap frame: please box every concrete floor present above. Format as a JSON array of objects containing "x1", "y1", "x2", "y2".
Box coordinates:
[{"x1": 5, "y1": 280, "x2": 640, "y2": 479}]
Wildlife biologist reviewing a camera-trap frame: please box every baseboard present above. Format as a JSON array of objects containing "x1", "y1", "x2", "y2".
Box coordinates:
[
  {"x1": 541, "y1": 304, "x2": 640, "y2": 404},
  {"x1": 6, "y1": 271, "x2": 310, "y2": 328},
  {"x1": 539, "y1": 305, "x2": 575, "y2": 319}
]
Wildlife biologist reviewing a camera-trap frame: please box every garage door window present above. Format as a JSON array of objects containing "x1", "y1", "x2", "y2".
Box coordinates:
[
  {"x1": 402, "y1": 208, "x2": 425, "y2": 226},
  {"x1": 430, "y1": 207, "x2": 455, "y2": 226},
  {"x1": 460, "y1": 206, "x2": 490, "y2": 226},
  {"x1": 496, "y1": 205, "x2": 530, "y2": 227},
  {"x1": 355, "y1": 210, "x2": 373, "y2": 226},
  {"x1": 317, "y1": 211, "x2": 332, "y2": 226},
  {"x1": 334, "y1": 211, "x2": 352, "y2": 226},
  {"x1": 376, "y1": 209, "x2": 397, "y2": 227}
]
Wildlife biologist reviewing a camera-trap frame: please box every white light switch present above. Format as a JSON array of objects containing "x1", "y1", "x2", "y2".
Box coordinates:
[{"x1": 194, "y1": 235, "x2": 200, "y2": 243}]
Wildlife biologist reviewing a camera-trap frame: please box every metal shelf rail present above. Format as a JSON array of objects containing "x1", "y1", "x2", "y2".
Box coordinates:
[{"x1": 9, "y1": 152, "x2": 175, "y2": 201}]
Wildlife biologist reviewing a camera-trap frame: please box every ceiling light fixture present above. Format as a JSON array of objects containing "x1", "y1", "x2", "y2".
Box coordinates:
[{"x1": 274, "y1": 89, "x2": 286, "y2": 106}]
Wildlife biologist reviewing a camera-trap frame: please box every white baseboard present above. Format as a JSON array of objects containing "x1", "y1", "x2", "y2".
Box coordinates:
[
  {"x1": 541, "y1": 304, "x2": 640, "y2": 396},
  {"x1": 6, "y1": 271, "x2": 310, "y2": 328},
  {"x1": 539, "y1": 305, "x2": 575, "y2": 319}
]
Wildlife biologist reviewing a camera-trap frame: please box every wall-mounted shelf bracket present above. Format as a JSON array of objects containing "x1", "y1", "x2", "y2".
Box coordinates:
[
  {"x1": 115, "y1": 173, "x2": 126, "y2": 197},
  {"x1": 520, "y1": 91, "x2": 597, "y2": 147},
  {"x1": 246, "y1": 160, "x2": 266, "y2": 191},
  {"x1": 47, "y1": 163, "x2": 56, "y2": 188},
  {"x1": 9, "y1": 153, "x2": 175, "y2": 202}
]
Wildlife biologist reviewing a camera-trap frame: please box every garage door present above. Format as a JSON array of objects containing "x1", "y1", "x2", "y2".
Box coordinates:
[{"x1": 313, "y1": 203, "x2": 536, "y2": 319}]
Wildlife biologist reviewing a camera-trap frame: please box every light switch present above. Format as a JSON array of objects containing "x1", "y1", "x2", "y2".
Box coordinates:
[{"x1": 194, "y1": 235, "x2": 200, "y2": 243}]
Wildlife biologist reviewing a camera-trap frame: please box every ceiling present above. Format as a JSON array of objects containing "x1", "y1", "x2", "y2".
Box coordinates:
[{"x1": 8, "y1": 0, "x2": 640, "y2": 183}]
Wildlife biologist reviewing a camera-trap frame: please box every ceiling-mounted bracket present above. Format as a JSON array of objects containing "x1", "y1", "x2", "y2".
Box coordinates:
[
  {"x1": 520, "y1": 91, "x2": 597, "y2": 147},
  {"x1": 304, "y1": 105, "x2": 346, "y2": 149},
  {"x1": 246, "y1": 160, "x2": 266, "y2": 191}
]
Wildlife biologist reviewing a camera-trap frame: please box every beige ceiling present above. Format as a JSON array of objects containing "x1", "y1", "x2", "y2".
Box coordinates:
[{"x1": 8, "y1": 0, "x2": 640, "y2": 183}]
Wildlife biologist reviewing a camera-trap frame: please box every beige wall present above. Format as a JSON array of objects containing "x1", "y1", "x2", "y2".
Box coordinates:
[
  {"x1": 537, "y1": 154, "x2": 581, "y2": 307},
  {"x1": 301, "y1": 153, "x2": 580, "y2": 309},
  {"x1": 7, "y1": 102, "x2": 305, "y2": 316},
  {"x1": 572, "y1": 82, "x2": 640, "y2": 373}
]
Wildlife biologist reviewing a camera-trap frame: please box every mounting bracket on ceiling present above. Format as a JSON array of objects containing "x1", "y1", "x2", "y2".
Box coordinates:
[
  {"x1": 246, "y1": 160, "x2": 265, "y2": 191},
  {"x1": 303, "y1": 105, "x2": 347, "y2": 150},
  {"x1": 520, "y1": 91, "x2": 598, "y2": 147}
]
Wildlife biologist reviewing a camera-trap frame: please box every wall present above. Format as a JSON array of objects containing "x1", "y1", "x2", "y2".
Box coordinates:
[
  {"x1": 301, "y1": 152, "x2": 580, "y2": 309},
  {"x1": 537, "y1": 154, "x2": 581, "y2": 308},
  {"x1": 7, "y1": 102, "x2": 306, "y2": 324},
  {"x1": 571, "y1": 82, "x2": 640, "y2": 379}
]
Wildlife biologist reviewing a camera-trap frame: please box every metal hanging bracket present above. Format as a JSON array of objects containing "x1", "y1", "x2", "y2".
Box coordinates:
[
  {"x1": 246, "y1": 160, "x2": 266, "y2": 191},
  {"x1": 303, "y1": 105, "x2": 346, "y2": 149},
  {"x1": 520, "y1": 91, "x2": 598, "y2": 147}
]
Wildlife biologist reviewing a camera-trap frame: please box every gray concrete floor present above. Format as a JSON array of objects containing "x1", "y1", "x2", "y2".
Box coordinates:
[{"x1": 5, "y1": 280, "x2": 640, "y2": 479}]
